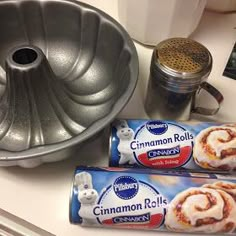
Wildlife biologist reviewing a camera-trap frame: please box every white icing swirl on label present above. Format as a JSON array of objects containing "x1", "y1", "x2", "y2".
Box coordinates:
[
  {"x1": 193, "y1": 126, "x2": 236, "y2": 170},
  {"x1": 165, "y1": 187, "x2": 236, "y2": 233}
]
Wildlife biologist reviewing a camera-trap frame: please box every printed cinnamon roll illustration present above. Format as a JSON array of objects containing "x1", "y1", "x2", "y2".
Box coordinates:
[
  {"x1": 203, "y1": 181, "x2": 236, "y2": 202},
  {"x1": 165, "y1": 187, "x2": 236, "y2": 233},
  {"x1": 193, "y1": 126, "x2": 236, "y2": 170}
]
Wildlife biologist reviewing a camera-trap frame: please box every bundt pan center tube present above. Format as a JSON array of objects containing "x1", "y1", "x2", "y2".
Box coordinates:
[{"x1": 0, "y1": 0, "x2": 138, "y2": 167}]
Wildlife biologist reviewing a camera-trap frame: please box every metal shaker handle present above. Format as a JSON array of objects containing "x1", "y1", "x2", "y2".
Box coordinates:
[{"x1": 192, "y1": 82, "x2": 224, "y2": 115}]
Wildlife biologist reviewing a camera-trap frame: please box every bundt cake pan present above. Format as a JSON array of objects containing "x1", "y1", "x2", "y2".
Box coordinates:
[{"x1": 0, "y1": 0, "x2": 138, "y2": 167}]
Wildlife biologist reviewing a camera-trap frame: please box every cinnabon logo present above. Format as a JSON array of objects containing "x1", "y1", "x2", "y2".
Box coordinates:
[
  {"x1": 112, "y1": 213, "x2": 150, "y2": 224},
  {"x1": 147, "y1": 145, "x2": 181, "y2": 159}
]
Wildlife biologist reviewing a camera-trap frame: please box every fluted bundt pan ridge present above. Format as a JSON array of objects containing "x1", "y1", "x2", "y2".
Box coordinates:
[{"x1": 0, "y1": 0, "x2": 138, "y2": 167}]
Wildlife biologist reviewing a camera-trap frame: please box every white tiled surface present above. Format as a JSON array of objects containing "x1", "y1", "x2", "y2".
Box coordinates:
[{"x1": 0, "y1": 1, "x2": 236, "y2": 236}]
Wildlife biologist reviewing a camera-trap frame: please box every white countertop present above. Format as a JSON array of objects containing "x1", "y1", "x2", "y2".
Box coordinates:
[{"x1": 0, "y1": 1, "x2": 236, "y2": 236}]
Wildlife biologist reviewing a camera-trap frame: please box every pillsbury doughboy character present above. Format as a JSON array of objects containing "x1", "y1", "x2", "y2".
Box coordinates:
[
  {"x1": 114, "y1": 120, "x2": 136, "y2": 165},
  {"x1": 75, "y1": 172, "x2": 98, "y2": 225}
]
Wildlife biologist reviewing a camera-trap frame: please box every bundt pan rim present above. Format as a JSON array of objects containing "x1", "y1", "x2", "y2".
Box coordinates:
[{"x1": 0, "y1": 0, "x2": 139, "y2": 162}]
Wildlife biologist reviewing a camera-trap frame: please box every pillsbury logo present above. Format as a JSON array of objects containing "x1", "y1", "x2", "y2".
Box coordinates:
[
  {"x1": 146, "y1": 121, "x2": 168, "y2": 135},
  {"x1": 113, "y1": 176, "x2": 139, "y2": 200}
]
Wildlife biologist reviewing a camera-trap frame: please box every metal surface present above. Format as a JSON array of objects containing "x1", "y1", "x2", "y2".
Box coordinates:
[
  {"x1": 0, "y1": 0, "x2": 138, "y2": 167},
  {"x1": 0, "y1": 208, "x2": 55, "y2": 236},
  {"x1": 157, "y1": 38, "x2": 211, "y2": 76},
  {"x1": 145, "y1": 38, "x2": 212, "y2": 121}
]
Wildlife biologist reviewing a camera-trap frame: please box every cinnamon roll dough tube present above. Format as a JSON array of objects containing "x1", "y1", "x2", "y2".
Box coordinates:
[
  {"x1": 110, "y1": 120, "x2": 236, "y2": 171},
  {"x1": 70, "y1": 167, "x2": 236, "y2": 234}
]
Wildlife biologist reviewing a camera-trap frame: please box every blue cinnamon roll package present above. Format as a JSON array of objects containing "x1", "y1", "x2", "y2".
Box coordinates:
[
  {"x1": 109, "y1": 119, "x2": 236, "y2": 171},
  {"x1": 70, "y1": 166, "x2": 236, "y2": 234}
]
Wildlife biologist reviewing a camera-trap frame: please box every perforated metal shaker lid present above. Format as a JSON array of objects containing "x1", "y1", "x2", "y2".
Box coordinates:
[{"x1": 155, "y1": 38, "x2": 212, "y2": 80}]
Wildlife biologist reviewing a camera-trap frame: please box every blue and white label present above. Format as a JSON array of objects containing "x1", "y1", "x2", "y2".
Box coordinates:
[
  {"x1": 146, "y1": 121, "x2": 168, "y2": 135},
  {"x1": 113, "y1": 176, "x2": 139, "y2": 200},
  {"x1": 71, "y1": 167, "x2": 236, "y2": 233},
  {"x1": 112, "y1": 212, "x2": 151, "y2": 224},
  {"x1": 147, "y1": 145, "x2": 181, "y2": 159},
  {"x1": 111, "y1": 120, "x2": 194, "y2": 169},
  {"x1": 93, "y1": 177, "x2": 167, "y2": 228}
]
